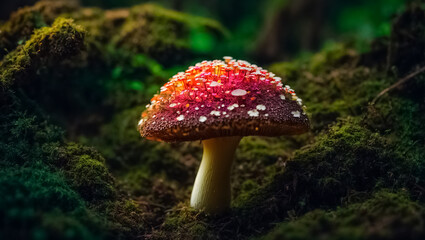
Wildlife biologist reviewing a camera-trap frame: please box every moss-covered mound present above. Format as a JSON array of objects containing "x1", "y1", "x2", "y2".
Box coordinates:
[
  {"x1": 0, "y1": 0, "x2": 79, "y2": 57},
  {"x1": 0, "y1": 17, "x2": 86, "y2": 89},
  {"x1": 259, "y1": 190, "x2": 425, "y2": 240}
]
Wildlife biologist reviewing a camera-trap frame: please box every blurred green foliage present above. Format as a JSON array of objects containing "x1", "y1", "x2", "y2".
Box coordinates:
[{"x1": 329, "y1": 0, "x2": 405, "y2": 51}]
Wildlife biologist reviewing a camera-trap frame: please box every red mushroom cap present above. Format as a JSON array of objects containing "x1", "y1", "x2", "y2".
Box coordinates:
[{"x1": 138, "y1": 57, "x2": 309, "y2": 142}]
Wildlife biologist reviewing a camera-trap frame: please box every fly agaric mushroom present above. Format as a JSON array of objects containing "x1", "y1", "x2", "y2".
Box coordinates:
[{"x1": 138, "y1": 57, "x2": 309, "y2": 213}]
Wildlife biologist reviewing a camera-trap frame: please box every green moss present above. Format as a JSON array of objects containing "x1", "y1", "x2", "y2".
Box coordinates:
[
  {"x1": 237, "y1": 136, "x2": 290, "y2": 163},
  {"x1": 232, "y1": 134, "x2": 311, "y2": 204},
  {"x1": 0, "y1": 17, "x2": 86, "y2": 89},
  {"x1": 115, "y1": 3, "x2": 228, "y2": 65},
  {"x1": 0, "y1": 163, "x2": 104, "y2": 240},
  {"x1": 245, "y1": 118, "x2": 414, "y2": 211},
  {"x1": 0, "y1": 0, "x2": 79, "y2": 57},
  {"x1": 53, "y1": 143, "x2": 116, "y2": 202},
  {"x1": 153, "y1": 203, "x2": 214, "y2": 240},
  {"x1": 269, "y1": 45, "x2": 391, "y2": 131},
  {"x1": 99, "y1": 199, "x2": 148, "y2": 239},
  {"x1": 258, "y1": 190, "x2": 425, "y2": 240},
  {"x1": 34, "y1": 0, "x2": 80, "y2": 23},
  {"x1": 182, "y1": 118, "x2": 418, "y2": 239},
  {"x1": 308, "y1": 43, "x2": 358, "y2": 74},
  {"x1": 0, "y1": 111, "x2": 63, "y2": 166},
  {"x1": 233, "y1": 179, "x2": 260, "y2": 208},
  {"x1": 0, "y1": 7, "x2": 46, "y2": 57}
]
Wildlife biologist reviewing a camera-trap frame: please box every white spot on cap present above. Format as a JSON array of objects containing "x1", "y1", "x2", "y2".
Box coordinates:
[
  {"x1": 195, "y1": 107, "x2": 199, "y2": 110},
  {"x1": 231, "y1": 89, "x2": 247, "y2": 96},
  {"x1": 256, "y1": 105, "x2": 266, "y2": 111},
  {"x1": 227, "y1": 103, "x2": 239, "y2": 111},
  {"x1": 138, "y1": 119, "x2": 144, "y2": 126},
  {"x1": 296, "y1": 98, "x2": 303, "y2": 106},
  {"x1": 199, "y1": 116, "x2": 207, "y2": 122},
  {"x1": 210, "y1": 81, "x2": 220, "y2": 87},
  {"x1": 210, "y1": 110, "x2": 221, "y2": 116},
  {"x1": 291, "y1": 111, "x2": 301, "y2": 118},
  {"x1": 223, "y1": 56, "x2": 232, "y2": 63},
  {"x1": 280, "y1": 95, "x2": 286, "y2": 100},
  {"x1": 177, "y1": 115, "x2": 185, "y2": 121},
  {"x1": 248, "y1": 109, "x2": 259, "y2": 117}
]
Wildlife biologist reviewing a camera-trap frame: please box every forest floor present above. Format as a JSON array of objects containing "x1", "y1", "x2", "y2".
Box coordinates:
[{"x1": 1, "y1": 1, "x2": 425, "y2": 240}]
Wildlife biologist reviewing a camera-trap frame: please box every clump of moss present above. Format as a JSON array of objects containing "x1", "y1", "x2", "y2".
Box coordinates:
[
  {"x1": 0, "y1": 97, "x2": 150, "y2": 239},
  {"x1": 34, "y1": 0, "x2": 80, "y2": 23},
  {"x1": 0, "y1": 0, "x2": 79, "y2": 57},
  {"x1": 52, "y1": 143, "x2": 116, "y2": 202},
  {"x1": 259, "y1": 190, "x2": 425, "y2": 240},
  {"x1": 151, "y1": 203, "x2": 215, "y2": 240},
  {"x1": 240, "y1": 118, "x2": 413, "y2": 212},
  {"x1": 0, "y1": 17, "x2": 86, "y2": 89},
  {"x1": 0, "y1": 110, "x2": 63, "y2": 166},
  {"x1": 0, "y1": 163, "x2": 104, "y2": 240},
  {"x1": 0, "y1": 7, "x2": 46, "y2": 57},
  {"x1": 115, "y1": 3, "x2": 227, "y2": 65}
]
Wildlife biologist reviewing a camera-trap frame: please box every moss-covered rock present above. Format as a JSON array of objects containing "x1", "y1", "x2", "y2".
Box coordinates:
[
  {"x1": 0, "y1": 17, "x2": 86, "y2": 89},
  {"x1": 259, "y1": 190, "x2": 425, "y2": 240},
  {"x1": 0, "y1": 0, "x2": 79, "y2": 57},
  {"x1": 115, "y1": 3, "x2": 227, "y2": 65}
]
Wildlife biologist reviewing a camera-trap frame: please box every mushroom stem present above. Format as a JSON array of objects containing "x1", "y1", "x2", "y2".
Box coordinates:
[{"x1": 190, "y1": 136, "x2": 242, "y2": 214}]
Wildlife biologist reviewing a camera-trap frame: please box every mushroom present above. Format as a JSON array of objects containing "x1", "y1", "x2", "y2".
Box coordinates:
[{"x1": 138, "y1": 57, "x2": 309, "y2": 213}]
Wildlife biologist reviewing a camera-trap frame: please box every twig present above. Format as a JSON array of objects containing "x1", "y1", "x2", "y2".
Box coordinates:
[{"x1": 371, "y1": 65, "x2": 425, "y2": 105}]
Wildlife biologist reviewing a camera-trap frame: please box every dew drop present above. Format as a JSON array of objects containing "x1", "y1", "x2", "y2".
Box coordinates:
[
  {"x1": 231, "y1": 89, "x2": 247, "y2": 96},
  {"x1": 291, "y1": 111, "x2": 300, "y2": 118},
  {"x1": 256, "y1": 105, "x2": 266, "y2": 111},
  {"x1": 199, "y1": 116, "x2": 207, "y2": 122},
  {"x1": 248, "y1": 109, "x2": 259, "y2": 117}
]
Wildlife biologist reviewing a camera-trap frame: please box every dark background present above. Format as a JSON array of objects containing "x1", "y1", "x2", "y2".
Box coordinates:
[{"x1": 0, "y1": 0, "x2": 406, "y2": 64}]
